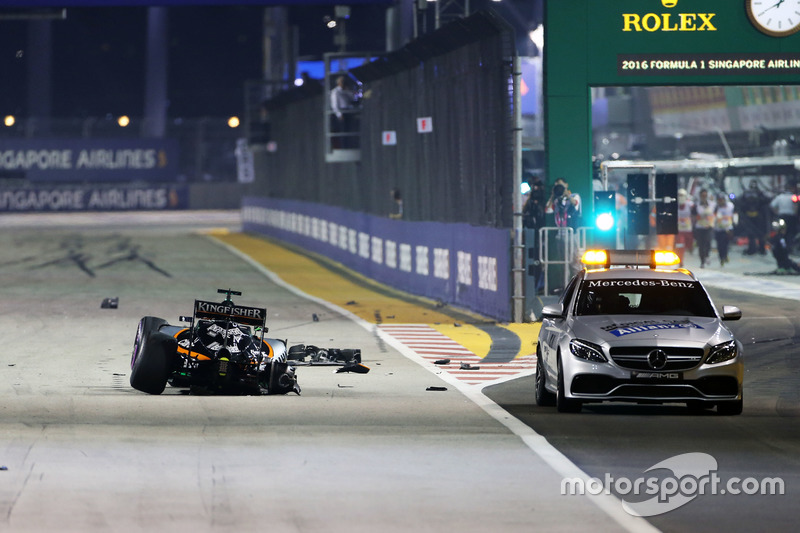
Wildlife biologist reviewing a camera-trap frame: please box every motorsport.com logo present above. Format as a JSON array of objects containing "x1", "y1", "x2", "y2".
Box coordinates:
[{"x1": 561, "y1": 453, "x2": 784, "y2": 516}]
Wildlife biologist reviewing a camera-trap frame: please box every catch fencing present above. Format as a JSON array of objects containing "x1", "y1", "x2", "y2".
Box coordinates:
[{"x1": 246, "y1": 10, "x2": 517, "y2": 229}]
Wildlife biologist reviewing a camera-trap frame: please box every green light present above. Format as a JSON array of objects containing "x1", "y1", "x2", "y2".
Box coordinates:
[
  {"x1": 596, "y1": 212, "x2": 615, "y2": 232},
  {"x1": 593, "y1": 190, "x2": 616, "y2": 233}
]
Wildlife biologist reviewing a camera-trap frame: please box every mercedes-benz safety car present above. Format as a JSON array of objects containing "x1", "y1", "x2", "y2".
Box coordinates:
[
  {"x1": 535, "y1": 250, "x2": 743, "y2": 415},
  {"x1": 130, "y1": 288, "x2": 368, "y2": 395}
]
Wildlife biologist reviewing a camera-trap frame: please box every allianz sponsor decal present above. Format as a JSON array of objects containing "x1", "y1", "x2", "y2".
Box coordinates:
[{"x1": 603, "y1": 319, "x2": 703, "y2": 337}]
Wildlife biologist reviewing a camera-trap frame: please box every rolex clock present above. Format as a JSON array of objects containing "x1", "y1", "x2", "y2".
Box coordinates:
[{"x1": 746, "y1": 0, "x2": 800, "y2": 37}]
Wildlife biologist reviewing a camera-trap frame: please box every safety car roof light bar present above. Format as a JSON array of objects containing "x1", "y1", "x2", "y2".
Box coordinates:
[{"x1": 581, "y1": 249, "x2": 680, "y2": 269}]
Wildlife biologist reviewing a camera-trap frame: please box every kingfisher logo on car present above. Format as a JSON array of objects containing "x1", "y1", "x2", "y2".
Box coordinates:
[
  {"x1": 194, "y1": 300, "x2": 267, "y2": 326},
  {"x1": 603, "y1": 319, "x2": 703, "y2": 337}
]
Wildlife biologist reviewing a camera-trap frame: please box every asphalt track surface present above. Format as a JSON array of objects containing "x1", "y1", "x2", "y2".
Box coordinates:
[
  {"x1": 0, "y1": 212, "x2": 646, "y2": 533},
  {"x1": 5, "y1": 211, "x2": 796, "y2": 532},
  {"x1": 485, "y1": 256, "x2": 800, "y2": 532}
]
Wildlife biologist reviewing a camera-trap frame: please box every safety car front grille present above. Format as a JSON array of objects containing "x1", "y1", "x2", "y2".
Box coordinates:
[
  {"x1": 571, "y1": 375, "x2": 739, "y2": 398},
  {"x1": 609, "y1": 346, "x2": 705, "y2": 371}
]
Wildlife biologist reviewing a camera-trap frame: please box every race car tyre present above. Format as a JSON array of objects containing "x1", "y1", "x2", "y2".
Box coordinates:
[
  {"x1": 535, "y1": 348, "x2": 555, "y2": 406},
  {"x1": 268, "y1": 359, "x2": 298, "y2": 395},
  {"x1": 716, "y1": 398, "x2": 743, "y2": 416},
  {"x1": 556, "y1": 354, "x2": 582, "y2": 413},
  {"x1": 130, "y1": 316, "x2": 176, "y2": 395}
]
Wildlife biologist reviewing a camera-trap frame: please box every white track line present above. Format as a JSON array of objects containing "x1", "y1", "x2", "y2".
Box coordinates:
[{"x1": 212, "y1": 236, "x2": 660, "y2": 533}]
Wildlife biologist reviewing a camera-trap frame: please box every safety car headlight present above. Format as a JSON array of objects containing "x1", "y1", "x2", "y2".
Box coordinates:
[
  {"x1": 569, "y1": 339, "x2": 607, "y2": 363},
  {"x1": 706, "y1": 340, "x2": 738, "y2": 364}
]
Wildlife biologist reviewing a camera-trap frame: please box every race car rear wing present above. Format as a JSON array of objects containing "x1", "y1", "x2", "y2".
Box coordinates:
[
  {"x1": 192, "y1": 299, "x2": 267, "y2": 327},
  {"x1": 176, "y1": 289, "x2": 270, "y2": 360}
]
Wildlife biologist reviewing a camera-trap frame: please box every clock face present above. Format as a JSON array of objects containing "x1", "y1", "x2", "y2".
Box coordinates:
[{"x1": 747, "y1": 0, "x2": 800, "y2": 37}]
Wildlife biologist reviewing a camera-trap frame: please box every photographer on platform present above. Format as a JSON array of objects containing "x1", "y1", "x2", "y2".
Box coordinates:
[{"x1": 546, "y1": 178, "x2": 582, "y2": 229}]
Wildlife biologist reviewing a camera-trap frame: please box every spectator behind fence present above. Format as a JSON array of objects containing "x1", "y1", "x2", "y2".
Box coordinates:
[
  {"x1": 523, "y1": 176, "x2": 546, "y2": 293},
  {"x1": 546, "y1": 178, "x2": 582, "y2": 229},
  {"x1": 389, "y1": 188, "x2": 403, "y2": 219}
]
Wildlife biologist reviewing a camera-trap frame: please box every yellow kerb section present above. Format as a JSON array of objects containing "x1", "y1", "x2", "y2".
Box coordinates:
[
  {"x1": 214, "y1": 233, "x2": 473, "y2": 324},
  {"x1": 430, "y1": 324, "x2": 493, "y2": 357},
  {"x1": 501, "y1": 323, "x2": 540, "y2": 358},
  {"x1": 213, "y1": 232, "x2": 541, "y2": 359}
]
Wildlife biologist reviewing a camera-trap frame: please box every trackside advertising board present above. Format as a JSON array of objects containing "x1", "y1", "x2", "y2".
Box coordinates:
[
  {"x1": 0, "y1": 138, "x2": 179, "y2": 183},
  {"x1": 242, "y1": 196, "x2": 512, "y2": 322},
  {"x1": 0, "y1": 185, "x2": 188, "y2": 212}
]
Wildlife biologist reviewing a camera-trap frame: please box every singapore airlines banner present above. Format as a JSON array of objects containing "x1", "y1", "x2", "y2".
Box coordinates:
[
  {"x1": 0, "y1": 184, "x2": 189, "y2": 212},
  {"x1": 0, "y1": 138, "x2": 178, "y2": 183}
]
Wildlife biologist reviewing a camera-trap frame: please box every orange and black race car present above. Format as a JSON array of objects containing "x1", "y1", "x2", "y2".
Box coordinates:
[{"x1": 129, "y1": 288, "x2": 367, "y2": 395}]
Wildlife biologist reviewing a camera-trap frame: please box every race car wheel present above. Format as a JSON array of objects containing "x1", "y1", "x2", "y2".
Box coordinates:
[
  {"x1": 556, "y1": 354, "x2": 582, "y2": 413},
  {"x1": 130, "y1": 316, "x2": 176, "y2": 395},
  {"x1": 535, "y1": 347, "x2": 555, "y2": 406},
  {"x1": 716, "y1": 397, "x2": 743, "y2": 416},
  {"x1": 268, "y1": 359, "x2": 298, "y2": 395}
]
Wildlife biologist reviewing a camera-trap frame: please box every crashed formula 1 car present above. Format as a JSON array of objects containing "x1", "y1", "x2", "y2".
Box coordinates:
[{"x1": 130, "y1": 288, "x2": 368, "y2": 395}]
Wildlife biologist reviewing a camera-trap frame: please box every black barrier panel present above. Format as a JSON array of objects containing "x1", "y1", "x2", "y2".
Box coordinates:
[
  {"x1": 656, "y1": 173, "x2": 678, "y2": 235},
  {"x1": 627, "y1": 173, "x2": 650, "y2": 236}
]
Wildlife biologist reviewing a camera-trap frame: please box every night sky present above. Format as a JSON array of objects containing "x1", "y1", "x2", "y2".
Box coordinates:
[
  {"x1": 0, "y1": 2, "x2": 535, "y2": 120},
  {"x1": 0, "y1": 4, "x2": 386, "y2": 119}
]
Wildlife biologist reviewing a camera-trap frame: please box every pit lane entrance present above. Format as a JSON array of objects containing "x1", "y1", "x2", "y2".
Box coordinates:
[{"x1": 545, "y1": 0, "x2": 800, "y2": 234}]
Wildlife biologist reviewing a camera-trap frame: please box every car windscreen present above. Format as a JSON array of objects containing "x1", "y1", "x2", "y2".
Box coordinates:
[{"x1": 575, "y1": 278, "x2": 716, "y2": 317}]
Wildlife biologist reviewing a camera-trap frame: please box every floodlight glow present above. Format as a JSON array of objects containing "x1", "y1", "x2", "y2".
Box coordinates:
[{"x1": 529, "y1": 25, "x2": 544, "y2": 52}]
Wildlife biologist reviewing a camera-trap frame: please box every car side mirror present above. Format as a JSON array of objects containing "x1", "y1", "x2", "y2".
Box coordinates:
[
  {"x1": 541, "y1": 303, "x2": 565, "y2": 319},
  {"x1": 721, "y1": 305, "x2": 742, "y2": 321}
]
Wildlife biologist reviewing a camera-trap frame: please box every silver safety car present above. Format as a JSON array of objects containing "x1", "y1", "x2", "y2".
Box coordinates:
[{"x1": 535, "y1": 249, "x2": 743, "y2": 415}]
